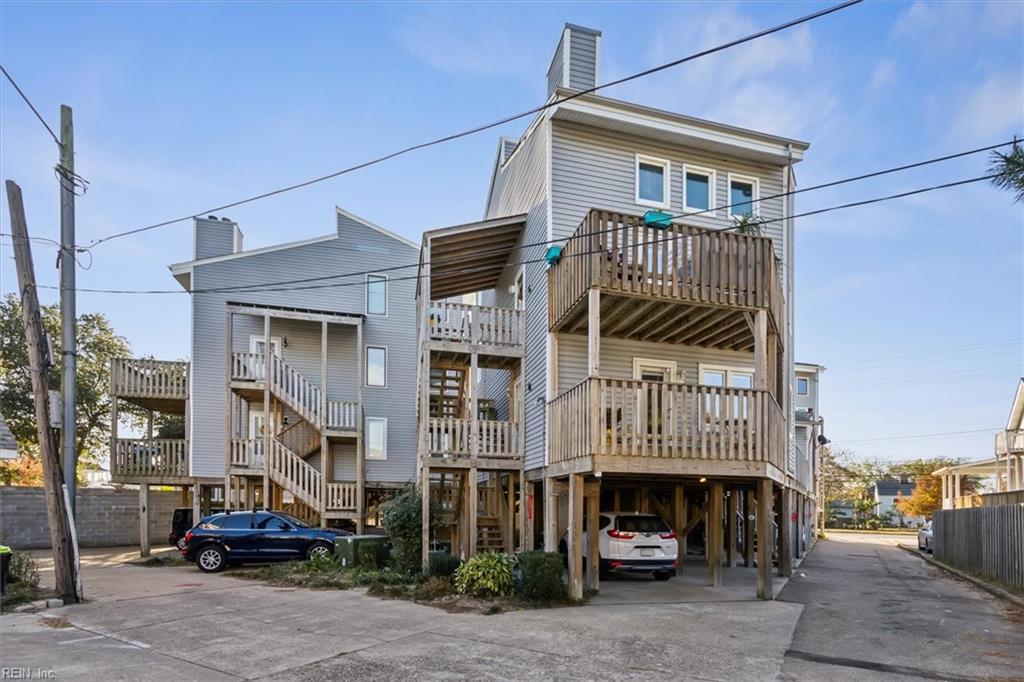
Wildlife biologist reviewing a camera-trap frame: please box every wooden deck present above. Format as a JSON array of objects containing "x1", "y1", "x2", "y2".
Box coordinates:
[
  {"x1": 547, "y1": 378, "x2": 786, "y2": 477},
  {"x1": 110, "y1": 438, "x2": 190, "y2": 484},
  {"x1": 427, "y1": 417, "x2": 521, "y2": 466},
  {"x1": 548, "y1": 210, "x2": 784, "y2": 350},
  {"x1": 110, "y1": 358, "x2": 188, "y2": 412},
  {"x1": 426, "y1": 301, "x2": 524, "y2": 361}
]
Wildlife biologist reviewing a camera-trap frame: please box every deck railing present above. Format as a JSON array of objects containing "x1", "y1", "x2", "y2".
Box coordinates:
[
  {"x1": 229, "y1": 438, "x2": 264, "y2": 469},
  {"x1": 230, "y1": 352, "x2": 264, "y2": 382},
  {"x1": 549, "y1": 209, "x2": 784, "y2": 331},
  {"x1": 325, "y1": 483, "x2": 358, "y2": 511},
  {"x1": 326, "y1": 400, "x2": 359, "y2": 431},
  {"x1": 996, "y1": 429, "x2": 1024, "y2": 454},
  {"x1": 110, "y1": 359, "x2": 189, "y2": 400},
  {"x1": 111, "y1": 438, "x2": 188, "y2": 479},
  {"x1": 428, "y1": 417, "x2": 520, "y2": 459},
  {"x1": 547, "y1": 377, "x2": 786, "y2": 471},
  {"x1": 429, "y1": 301, "x2": 524, "y2": 348},
  {"x1": 268, "y1": 439, "x2": 321, "y2": 509}
]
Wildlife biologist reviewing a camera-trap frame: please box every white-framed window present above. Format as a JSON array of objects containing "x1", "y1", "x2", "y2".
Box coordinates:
[
  {"x1": 632, "y1": 357, "x2": 679, "y2": 383},
  {"x1": 366, "y1": 274, "x2": 388, "y2": 316},
  {"x1": 797, "y1": 377, "x2": 809, "y2": 395},
  {"x1": 683, "y1": 165, "x2": 716, "y2": 214},
  {"x1": 635, "y1": 154, "x2": 670, "y2": 208},
  {"x1": 699, "y1": 363, "x2": 754, "y2": 389},
  {"x1": 366, "y1": 346, "x2": 387, "y2": 387},
  {"x1": 249, "y1": 335, "x2": 282, "y2": 356},
  {"x1": 727, "y1": 173, "x2": 759, "y2": 218},
  {"x1": 365, "y1": 417, "x2": 387, "y2": 460}
]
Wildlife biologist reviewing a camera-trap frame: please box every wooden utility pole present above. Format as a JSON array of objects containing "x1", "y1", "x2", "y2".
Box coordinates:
[
  {"x1": 58, "y1": 105, "x2": 78, "y2": 511},
  {"x1": 6, "y1": 180, "x2": 80, "y2": 603}
]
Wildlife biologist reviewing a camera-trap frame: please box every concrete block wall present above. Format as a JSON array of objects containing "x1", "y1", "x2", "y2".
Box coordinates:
[{"x1": 0, "y1": 486, "x2": 183, "y2": 549}]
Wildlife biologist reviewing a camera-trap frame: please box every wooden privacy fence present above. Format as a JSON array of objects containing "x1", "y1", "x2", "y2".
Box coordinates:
[
  {"x1": 110, "y1": 358, "x2": 189, "y2": 399},
  {"x1": 934, "y1": 504, "x2": 1024, "y2": 593},
  {"x1": 549, "y1": 209, "x2": 784, "y2": 331},
  {"x1": 547, "y1": 378, "x2": 786, "y2": 471}
]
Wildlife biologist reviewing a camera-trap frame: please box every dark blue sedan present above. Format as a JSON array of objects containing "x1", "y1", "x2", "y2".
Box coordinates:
[{"x1": 182, "y1": 510, "x2": 349, "y2": 573}]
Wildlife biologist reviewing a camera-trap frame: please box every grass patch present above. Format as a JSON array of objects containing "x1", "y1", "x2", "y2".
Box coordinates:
[{"x1": 136, "y1": 555, "x2": 189, "y2": 567}]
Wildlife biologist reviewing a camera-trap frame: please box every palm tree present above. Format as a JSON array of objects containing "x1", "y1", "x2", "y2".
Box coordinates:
[
  {"x1": 852, "y1": 497, "x2": 877, "y2": 524},
  {"x1": 989, "y1": 142, "x2": 1024, "y2": 204}
]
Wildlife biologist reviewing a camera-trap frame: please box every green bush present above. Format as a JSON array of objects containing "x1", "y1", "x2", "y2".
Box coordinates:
[
  {"x1": 8, "y1": 551, "x2": 39, "y2": 587},
  {"x1": 355, "y1": 539, "x2": 390, "y2": 570},
  {"x1": 379, "y1": 487, "x2": 440, "y2": 575},
  {"x1": 428, "y1": 551, "x2": 461, "y2": 578},
  {"x1": 517, "y1": 550, "x2": 564, "y2": 602},
  {"x1": 414, "y1": 575, "x2": 455, "y2": 601},
  {"x1": 454, "y1": 552, "x2": 514, "y2": 597}
]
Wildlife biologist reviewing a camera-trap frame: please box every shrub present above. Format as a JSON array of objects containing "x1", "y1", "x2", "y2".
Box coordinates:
[
  {"x1": 414, "y1": 575, "x2": 455, "y2": 601},
  {"x1": 517, "y1": 550, "x2": 564, "y2": 602},
  {"x1": 428, "y1": 551, "x2": 461, "y2": 578},
  {"x1": 379, "y1": 487, "x2": 440, "y2": 575},
  {"x1": 454, "y1": 552, "x2": 514, "y2": 598},
  {"x1": 9, "y1": 551, "x2": 39, "y2": 587},
  {"x1": 355, "y1": 539, "x2": 389, "y2": 570}
]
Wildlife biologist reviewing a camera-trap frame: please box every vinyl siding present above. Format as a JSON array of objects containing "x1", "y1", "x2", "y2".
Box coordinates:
[
  {"x1": 546, "y1": 31, "x2": 566, "y2": 98},
  {"x1": 194, "y1": 217, "x2": 240, "y2": 260},
  {"x1": 188, "y1": 215, "x2": 417, "y2": 484},
  {"x1": 483, "y1": 115, "x2": 549, "y2": 470},
  {"x1": 795, "y1": 370, "x2": 819, "y2": 413},
  {"x1": 567, "y1": 29, "x2": 598, "y2": 91}
]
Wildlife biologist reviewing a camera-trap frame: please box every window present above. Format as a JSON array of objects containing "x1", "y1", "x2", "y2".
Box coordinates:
[
  {"x1": 683, "y1": 165, "x2": 715, "y2": 213},
  {"x1": 249, "y1": 335, "x2": 281, "y2": 356},
  {"x1": 366, "y1": 274, "x2": 387, "y2": 315},
  {"x1": 255, "y1": 512, "x2": 291, "y2": 530},
  {"x1": 728, "y1": 174, "x2": 759, "y2": 218},
  {"x1": 632, "y1": 357, "x2": 678, "y2": 383},
  {"x1": 797, "y1": 377, "x2": 809, "y2": 395},
  {"x1": 366, "y1": 417, "x2": 387, "y2": 460},
  {"x1": 699, "y1": 364, "x2": 755, "y2": 389},
  {"x1": 214, "y1": 514, "x2": 252, "y2": 530},
  {"x1": 635, "y1": 155, "x2": 670, "y2": 208},
  {"x1": 366, "y1": 346, "x2": 387, "y2": 387}
]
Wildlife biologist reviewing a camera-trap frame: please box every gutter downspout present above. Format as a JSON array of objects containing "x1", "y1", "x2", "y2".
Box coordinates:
[{"x1": 784, "y1": 146, "x2": 797, "y2": 482}]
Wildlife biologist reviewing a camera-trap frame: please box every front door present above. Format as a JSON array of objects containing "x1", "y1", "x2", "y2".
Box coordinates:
[{"x1": 632, "y1": 359, "x2": 677, "y2": 438}]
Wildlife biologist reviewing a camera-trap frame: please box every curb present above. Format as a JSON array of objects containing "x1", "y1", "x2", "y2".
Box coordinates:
[
  {"x1": 897, "y1": 543, "x2": 1024, "y2": 611},
  {"x1": 8, "y1": 598, "x2": 64, "y2": 614}
]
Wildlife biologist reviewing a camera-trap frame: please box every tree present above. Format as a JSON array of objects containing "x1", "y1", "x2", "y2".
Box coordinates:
[
  {"x1": 894, "y1": 457, "x2": 976, "y2": 519},
  {"x1": 0, "y1": 293, "x2": 132, "y2": 479},
  {"x1": 989, "y1": 142, "x2": 1024, "y2": 204}
]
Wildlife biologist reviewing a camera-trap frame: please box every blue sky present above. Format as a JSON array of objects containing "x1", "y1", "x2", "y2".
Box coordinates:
[{"x1": 1, "y1": 1, "x2": 1022, "y2": 464}]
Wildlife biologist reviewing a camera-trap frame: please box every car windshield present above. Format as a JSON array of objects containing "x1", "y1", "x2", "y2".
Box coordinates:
[
  {"x1": 616, "y1": 516, "x2": 670, "y2": 533},
  {"x1": 273, "y1": 511, "x2": 311, "y2": 528}
]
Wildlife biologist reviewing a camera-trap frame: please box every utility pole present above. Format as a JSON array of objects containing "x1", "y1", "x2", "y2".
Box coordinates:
[
  {"x1": 58, "y1": 104, "x2": 77, "y2": 510},
  {"x1": 6, "y1": 180, "x2": 81, "y2": 603}
]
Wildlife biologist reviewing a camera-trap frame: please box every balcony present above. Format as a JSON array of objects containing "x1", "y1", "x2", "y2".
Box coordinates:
[
  {"x1": 548, "y1": 210, "x2": 784, "y2": 349},
  {"x1": 427, "y1": 417, "x2": 521, "y2": 466},
  {"x1": 547, "y1": 378, "x2": 786, "y2": 477},
  {"x1": 110, "y1": 358, "x2": 189, "y2": 412},
  {"x1": 996, "y1": 429, "x2": 1024, "y2": 455},
  {"x1": 111, "y1": 438, "x2": 189, "y2": 484},
  {"x1": 426, "y1": 301, "x2": 524, "y2": 359}
]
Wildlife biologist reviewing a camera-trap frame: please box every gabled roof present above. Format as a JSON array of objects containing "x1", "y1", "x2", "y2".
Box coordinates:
[
  {"x1": 1006, "y1": 377, "x2": 1024, "y2": 431},
  {"x1": 874, "y1": 479, "x2": 915, "y2": 497}
]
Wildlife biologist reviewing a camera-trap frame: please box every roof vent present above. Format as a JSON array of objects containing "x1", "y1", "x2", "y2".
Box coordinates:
[{"x1": 207, "y1": 215, "x2": 217, "y2": 220}]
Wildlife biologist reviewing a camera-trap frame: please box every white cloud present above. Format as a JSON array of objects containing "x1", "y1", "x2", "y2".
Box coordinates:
[
  {"x1": 891, "y1": 1, "x2": 1023, "y2": 58},
  {"x1": 947, "y1": 71, "x2": 1024, "y2": 143},
  {"x1": 867, "y1": 58, "x2": 896, "y2": 96}
]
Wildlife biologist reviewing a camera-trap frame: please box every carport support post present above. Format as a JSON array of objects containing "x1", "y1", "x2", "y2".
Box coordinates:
[
  {"x1": 727, "y1": 489, "x2": 739, "y2": 566},
  {"x1": 673, "y1": 484, "x2": 686, "y2": 560},
  {"x1": 744, "y1": 489, "x2": 755, "y2": 567},
  {"x1": 756, "y1": 478, "x2": 773, "y2": 600},
  {"x1": 568, "y1": 473, "x2": 584, "y2": 600},
  {"x1": 544, "y1": 476, "x2": 558, "y2": 552},
  {"x1": 778, "y1": 487, "x2": 792, "y2": 577},
  {"x1": 192, "y1": 483, "x2": 201, "y2": 524},
  {"x1": 139, "y1": 483, "x2": 150, "y2": 558},
  {"x1": 707, "y1": 481, "x2": 723, "y2": 587},
  {"x1": 468, "y1": 465, "x2": 478, "y2": 557},
  {"x1": 586, "y1": 481, "x2": 600, "y2": 592}
]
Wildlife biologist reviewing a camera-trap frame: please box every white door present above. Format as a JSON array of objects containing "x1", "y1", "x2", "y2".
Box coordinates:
[
  {"x1": 249, "y1": 411, "x2": 266, "y2": 467},
  {"x1": 632, "y1": 359, "x2": 677, "y2": 437}
]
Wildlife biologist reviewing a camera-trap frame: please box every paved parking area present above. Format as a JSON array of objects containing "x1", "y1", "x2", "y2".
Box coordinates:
[{"x1": 593, "y1": 557, "x2": 787, "y2": 605}]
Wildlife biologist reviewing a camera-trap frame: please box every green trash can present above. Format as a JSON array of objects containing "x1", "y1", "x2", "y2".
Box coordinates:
[
  {"x1": 0, "y1": 545, "x2": 12, "y2": 596},
  {"x1": 334, "y1": 535, "x2": 389, "y2": 569}
]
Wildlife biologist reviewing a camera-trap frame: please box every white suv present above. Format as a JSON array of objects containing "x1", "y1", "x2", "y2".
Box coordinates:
[{"x1": 560, "y1": 512, "x2": 678, "y2": 580}]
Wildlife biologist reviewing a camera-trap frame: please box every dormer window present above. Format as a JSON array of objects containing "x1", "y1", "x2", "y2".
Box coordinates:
[{"x1": 635, "y1": 155, "x2": 670, "y2": 208}]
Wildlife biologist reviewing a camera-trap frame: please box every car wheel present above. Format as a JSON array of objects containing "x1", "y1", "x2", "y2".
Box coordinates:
[
  {"x1": 306, "y1": 542, "x2": 333, "y2": 561},
  {"x1": 196, "y1": 545, "x2": 226, "y2": 573},
  {"x1": 176, "y1": 537, "x2": 187, "y2": 550},
  {"x1": 653, "y1": 570, "x2": 672, "y2": 581}
]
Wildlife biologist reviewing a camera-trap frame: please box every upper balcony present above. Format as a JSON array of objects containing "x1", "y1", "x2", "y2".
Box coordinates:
[
  {"x1": 548, "y1": 209, "x2": 785, "y2": 351},
  {"x1": 109, "y1": 358, "x2": 189, "y2": 413},
  {"x1": 426, "y1": 301, "x2": 524, "y2": 360},
  {"x1": 996, "y1": 429, "x2": 1024, "y2": 455}
]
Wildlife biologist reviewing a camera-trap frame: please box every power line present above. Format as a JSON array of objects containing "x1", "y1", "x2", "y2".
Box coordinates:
[
  {"x1": 84, "y1": 0, "x2": 862, "y2": 248},
  {"x1": 0, "y1": 64, "x2": 60, "y2": 146},
  {"x1": 826, "y1": 338, "x2": 1023, "y2": 367},
  {"x1": 55, "y1": 170, "x2": 1004, "y2": 296},
  {"x1": 830, "y1": 428, "x2": 1000, "y2": 444}
]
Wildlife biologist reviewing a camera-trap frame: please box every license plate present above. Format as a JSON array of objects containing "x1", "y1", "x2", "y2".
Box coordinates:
[{"x1": 641, "y1": 548, "x2": 654, "y2": 557}]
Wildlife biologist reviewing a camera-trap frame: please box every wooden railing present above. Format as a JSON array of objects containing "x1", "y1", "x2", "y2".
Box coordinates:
[
  {"x1": 429, "y1": 301, "x2": 524, "y2": 348},
  {"x1": 996, "y1": 429, "x2": 1024, "y2": 454},
  {"x1": 326, "y1": 483, "x2": 358, "y2": 511},
  {"x1": 230, "y1": 438, "x2": 264, "y2": 469},
  {"x1": 112, "y1": 439, "x2": 188, "y2": 479},
  {"x1": 549, "y1": 209, "x2": 784, "y2": 331},
  {"x1": 326, "y1": 400, "x2": 359, "y2": 431},
  {"x1": 278, "y1": 419, "x2": 320, "y2": 458},
  {"x1": 547, "y1": 378, "x2": 786, "y2": 471},
  {"x1": 268, "y1": 439, "x2": 321, "y2": 509},
  {"x1": 428, "y1": 417, "x2": 520, "y2": 459},
  {"x1": 230, "y1": 352, "x2": 264, "y2": 382},
  {"x1": 110, "y1": 358, "x2": 188, "y2": 400}
]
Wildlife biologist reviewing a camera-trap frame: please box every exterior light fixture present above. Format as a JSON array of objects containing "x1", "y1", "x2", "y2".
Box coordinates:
[{"x1": 699, "y1": 477, "x2": 707, "y2": 483}]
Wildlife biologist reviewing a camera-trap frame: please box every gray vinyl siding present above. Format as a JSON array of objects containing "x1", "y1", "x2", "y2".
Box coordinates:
[
  {"x1": 546, "y1": 31, "x2": 566, "y2": 97},
  {"x1": 188, "y1": 215, "x2": 417, "y2": 484},
  {"x1": 194, "y1": 217, "x2": 240, "y2": 260},
  {"x1": 567, "y1": 29, "x2": 598, "y2": 91},
  {"x1": 556, "y1": 334, "x2": 755, "y2": 393},
  {"x1": 483, "y1": 116, "x2": 549, "y2": 471},
  {"x1": 550, "y1": 120, "x2": 787, "y2": 262},
  {"x1": 795, "y1": 370, "x2": 819, "y2": 413}
]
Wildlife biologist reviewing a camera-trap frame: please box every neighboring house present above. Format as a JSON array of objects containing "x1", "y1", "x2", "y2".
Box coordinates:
[
  {"x1": 795, "y1": 362, "x2": 825, "y2": 533},
  {"x1": 82, "y1": 466, "x2": 112, "y2": 488},
  {"x1": 872, "y1": 478, "x2": 924, "y2": 527},
  {"x1": 828, "y1": 499, "x2": 854, "y2": 523},
  {"x1": 110, "y1": 208, "x2": 418, "y2": 546},
  {"x1": 0, "y1": 414, "x2": 17, "y2": 460},
  {"x1": 415, "y1": 24, "x2": 812, "y2": 599},
  {"x1": 996, "y1": 377, "x2": 1024, "y2": 493}
]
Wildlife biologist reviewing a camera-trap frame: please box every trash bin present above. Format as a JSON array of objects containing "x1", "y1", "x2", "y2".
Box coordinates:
[
  {"x1": 334, "y1": 535, "x2": 389, "y2": 569},
  {"x1": 0, "y1": 545, "x2": 11, "y2": 596}
]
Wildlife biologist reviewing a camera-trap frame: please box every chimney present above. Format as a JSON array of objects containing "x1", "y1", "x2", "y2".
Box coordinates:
[
  {"x1": 193, "y1": 216, "x2": 244, "y2": 259},
  {"x1": 546, "y1": 23, "x2": 601, "y2": 98}
]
